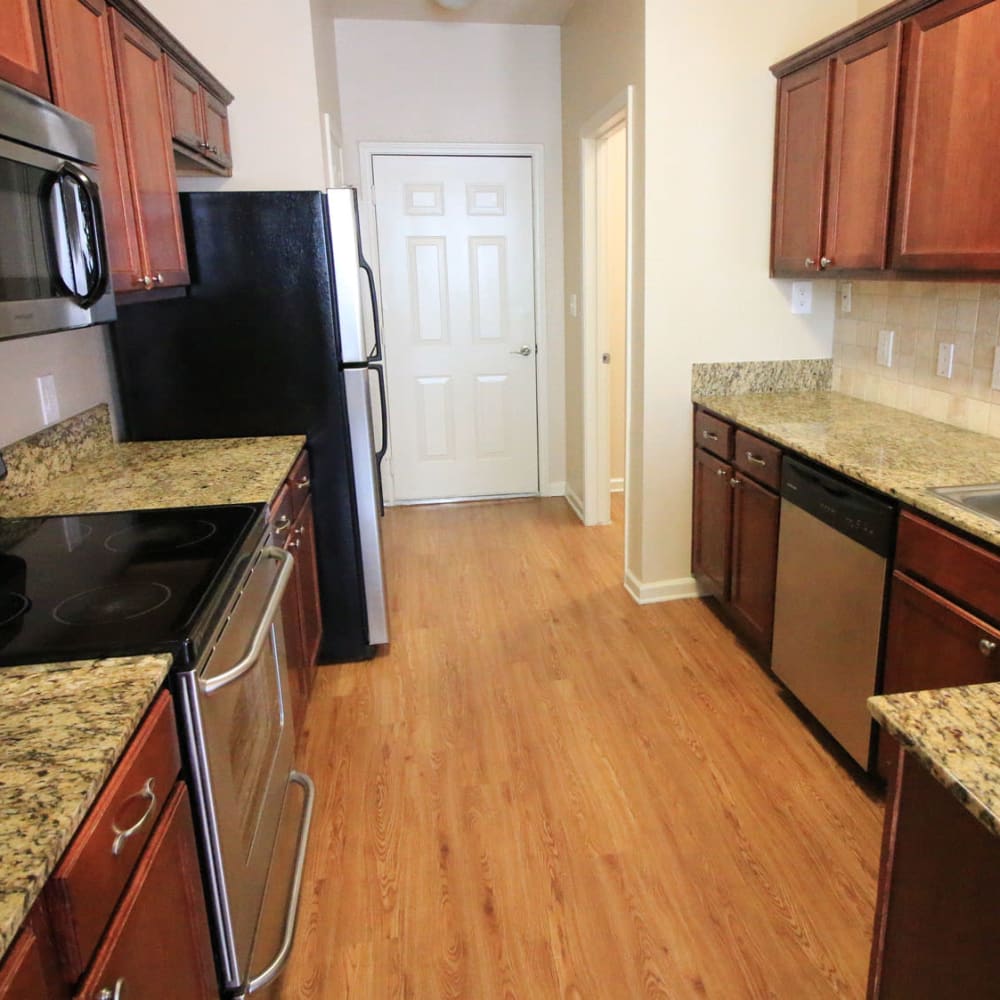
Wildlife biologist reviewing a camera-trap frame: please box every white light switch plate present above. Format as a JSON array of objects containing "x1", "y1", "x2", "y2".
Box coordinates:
[
  {"x1": 937, "y1": 342, "x2": 955, "y2": 379},
  {"x1": 791, "y1": 282, "x2": 813, "y2": 315},
  {"x1": 877, "y1": 329, "x2": 894, "y2": 367}
]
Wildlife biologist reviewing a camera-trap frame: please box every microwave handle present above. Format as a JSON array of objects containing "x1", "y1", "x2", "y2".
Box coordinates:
[{"x1": 58, "y1": 163, "x2": 109, "y2": 309}]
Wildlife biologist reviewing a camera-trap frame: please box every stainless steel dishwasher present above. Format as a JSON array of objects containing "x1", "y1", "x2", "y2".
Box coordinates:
[{"x1": 771, "y1": 458, "x2": 896, "y2": 769}]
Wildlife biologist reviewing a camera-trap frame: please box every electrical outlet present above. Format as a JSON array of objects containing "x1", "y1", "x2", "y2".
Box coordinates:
[
  {"x1": 36, "y1": 374, "x2": 59, "y2": 425},
  {"x1": 936, "y1": 342, "x2": 955, "y2": 379},
  {"x1": 840, "y1": 282, "x2": 853, "y2": 314},
  {"x1": 992, "y1": 346, "x2": 1000, "y2": 391},
  {"x1": 876, "y1": 329, "x2": 894, "y2": 367},
  {"x1": 791, "y1": 282, "x2": 813, "y2": 315}
]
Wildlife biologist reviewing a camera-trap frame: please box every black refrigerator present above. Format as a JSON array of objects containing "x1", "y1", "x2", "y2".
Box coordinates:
[{"x1": 110, "y1": 189, "x2": 389, "y2": 662}]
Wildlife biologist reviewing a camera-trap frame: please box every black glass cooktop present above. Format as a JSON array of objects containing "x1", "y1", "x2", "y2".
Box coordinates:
[{"x1": 0, "y1": 504, "x2": 265, "y2": 669}]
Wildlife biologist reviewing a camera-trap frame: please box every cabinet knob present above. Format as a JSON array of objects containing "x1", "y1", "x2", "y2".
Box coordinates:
[
  {"x1": 702, "y1": 430, "x2": 719, "y2": 441},
  {"x1": 979, "y1": 638, "x2": 997, "y2": 657},
  {"x1": 804, "y1": 257, "x2": 816, "y2": 269},
  {"x1": 730, "y1": 478, "x2": 742, "y2": 488},
  {"x1": 137, "y1": 274, "x2": 153, "y2": 289},
  {"x1": 715, "y1": 468, "x2": 728, "y2": 477},
  {"x1": 820, "y1": 257, "x2": 833, "y2": 269},
  {"x1": 295, "y1": 475, "x2": 310, "y2": 489},
  {"x1": 153, "y1": 273, "x2": 164, "y2": 285},
  {"x1": 98, "y1": 978, "x2": 125, "y2": 1000},
  {"x1": 274, "y1": 514, "x2": 292, "y2": 534}
]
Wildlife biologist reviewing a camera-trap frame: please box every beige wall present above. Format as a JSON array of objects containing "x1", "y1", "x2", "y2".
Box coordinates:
[
  {"x1": 310, "y1": 0, "x2": 343, "y2": 183},
  {"x1": 833, "y1": 281, "x2": 1000, "y2": 434},
  {"x1": 561, "y1": 0, "x2": 645, "y2": 560},
  {"x1": 857, "y1": 0, "x2": 886, "y2": 14},
  {"x1": 600, "y1": 125, "x2": 628, "y2": 487},
  {"x1": 635, "y1": 0, "x2": 859, "y2": 596},
  {"x1": 0, "y1": 0, "x2": 332, "y2": 450},
  {"x1": 333, "y1": 18, "x2": 566, "y2": 493}
]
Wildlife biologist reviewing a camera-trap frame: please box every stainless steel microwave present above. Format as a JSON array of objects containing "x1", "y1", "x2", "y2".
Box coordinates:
[{"x1": 0, "y1": 79, "x2": 115, "y2": 341}]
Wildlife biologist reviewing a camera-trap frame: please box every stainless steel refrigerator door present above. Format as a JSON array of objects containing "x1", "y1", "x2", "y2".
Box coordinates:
[
  {"x1": 344, "y1": 367, "x2": 389, "y2": 645},
  {"x1": 327, "y1": 187, "x2": 372, "y2": 365}
]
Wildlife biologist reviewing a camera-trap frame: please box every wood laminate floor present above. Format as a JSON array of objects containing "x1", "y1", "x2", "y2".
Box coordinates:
[{"x1": 280, "y1": 497, "x2": 883, "y2": 999}]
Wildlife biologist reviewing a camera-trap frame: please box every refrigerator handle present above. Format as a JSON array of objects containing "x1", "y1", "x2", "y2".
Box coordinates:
[
  {"x1": 360, "y1": 256, "x2": 383, "y2": 363},
  {"x1": 372, "y1": 363, "x2": 388, "y2": 517}
]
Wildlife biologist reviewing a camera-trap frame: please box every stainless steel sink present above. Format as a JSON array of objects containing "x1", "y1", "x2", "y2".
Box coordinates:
[{"x1": 930, "y1": 484, "x2": 1000, "y2": 521}]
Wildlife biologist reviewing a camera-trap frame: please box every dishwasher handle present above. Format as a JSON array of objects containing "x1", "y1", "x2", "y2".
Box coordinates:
[{"x1": 781, "y1": 457, "x2": 896, "y2": 558}]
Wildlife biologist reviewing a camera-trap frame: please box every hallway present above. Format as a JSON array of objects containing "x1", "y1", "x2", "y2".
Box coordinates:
[{"x1": 281, "y1": 498, "x2": 882, "y2": 998}]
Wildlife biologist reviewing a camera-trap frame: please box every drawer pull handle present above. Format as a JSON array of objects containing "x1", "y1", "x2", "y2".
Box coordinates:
[
  {"x1": 98, "y1": 978, "x2": 125, "y2": 1000},
  {"x1": 702, "y1": 430, "x2": 719, "y2": 441},
  {"x1": 273, "y1": 514, "x2": 292, "y2": 534},
  {"x1": 746, "y1": 452, "x2": 767, "y2": 467},
  {"x1": 111, "y1": 778, "x2": 156, "y2": 857},
  {"x1": 979, "y1": 638, "x2": 997, "y2": 657},
  {"x1": 295, "y1": 475, "x2": 310, "y2": 489}
]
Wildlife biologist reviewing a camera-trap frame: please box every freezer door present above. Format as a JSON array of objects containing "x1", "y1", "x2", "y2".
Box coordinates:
[
  {"x1": 343, "y1": 367, "x2": 389, "y2": 644},
  {"x1": 327, "y1": 187, "x2": 382, "y2": 365}
]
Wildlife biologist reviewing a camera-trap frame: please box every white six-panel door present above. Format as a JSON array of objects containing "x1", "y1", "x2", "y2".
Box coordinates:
[{"x1": 372, "y1": 154, "x2": 538, "y2": 502}]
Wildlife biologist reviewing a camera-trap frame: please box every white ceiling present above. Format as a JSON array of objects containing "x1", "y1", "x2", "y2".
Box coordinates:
[{"x1": 328, "y1": 0, "x2": 576, "y2": 26}]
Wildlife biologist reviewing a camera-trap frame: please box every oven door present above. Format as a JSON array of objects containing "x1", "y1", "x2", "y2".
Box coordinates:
[
  {"x1": 0, "y1": 136, "x2": 115, "y2": 340},
  {"x1": 181, "y1": 545, "x2": 312, "y2": 993}
]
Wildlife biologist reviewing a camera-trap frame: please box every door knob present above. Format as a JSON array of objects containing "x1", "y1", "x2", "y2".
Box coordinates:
[{"x1": 510, "y1": 345, "x2": 533, "y2": 357}]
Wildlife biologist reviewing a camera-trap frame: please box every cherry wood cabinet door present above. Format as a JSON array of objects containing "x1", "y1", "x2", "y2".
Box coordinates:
[
  {"x1": 692, "y1": 447, "x2": 733, "y2": 601},
  {"x1": 0, "y1": 904, "x2": 67, "y2": 1000},
  {"x1": 202, "y1": 91, "x2": 232, "y2": 170},
  {"x1": 164, "y1": 56, "x2": 203, "y2": 153},
  {"x1": 108, "y1": 9, "x2": 188, "y2": 290},
  {"x1": 0, "y1": 0, "x2": 50, "y2": 98},
  {"x1": 771, "y1": 59, "x2": 832, "y2": 276},
  {"x1": 75, "y1": 783, "x2": 217, "y2": 1000},
  {"x1": 40, "y1": 0, "x2": 143, "y2": 295},
  {"x1": 728, "y1": 474, "x2": 780, "y2": 651},
  {"x1": 893, "y1": 0, "x2": 1000, "y2": 272},
  {"x1": 824, "y1": 24, "x2": 901, "y2": 272},
  {"x1": 876, "y1": 571, "x2": 1000, "y2": 776},
  {"x1": 294, "y1": 494, "x2": 323, "y2": 680}
]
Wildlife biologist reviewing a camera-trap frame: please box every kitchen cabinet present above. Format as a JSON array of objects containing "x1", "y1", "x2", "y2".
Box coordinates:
[
  {"x1": 272, "y1": 450, "x2": 323, "y2": 740},
  {"x1": 877, "y1": 511, "x2": 1000, "y2": 776},
  {"x1": 40, "y1": 0, "x2": 143, "y2": 295},
  {"x1": 0, "y1": 903, "x2": 67, "y2": 1000},
  {"x1": 892, "y1": 0, "x2": 1000, "y2": 272},
  {"x1": 0, "y1": 0, "x2": 50, "y2": 99},
  {"x1": 165, "y1": 56, "x2": 232, "y2": 173},
  {"x1": 868, "y1": 741, "x2": 1000, "y2": 998},
  {"x1": 771, "y1": 25, "x2": 901, "y2": 277},
  {"x1": 692, "y1": 409, "x2": 782, "y2": 654},
  {"x1": 75, "y1": 783, "x2": 217, "y2": 1000},
  {"x1": 108, "y1": 8, "x2": 188, "y2": 291}
]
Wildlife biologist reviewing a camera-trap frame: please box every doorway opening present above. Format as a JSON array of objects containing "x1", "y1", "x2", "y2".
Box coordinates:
[{"x1": 580, "y1": 88, "x2": 635, "y2": 562}]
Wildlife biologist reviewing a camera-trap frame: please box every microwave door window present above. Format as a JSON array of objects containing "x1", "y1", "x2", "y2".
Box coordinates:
[
  {"x1": 0, "y1": 157, "x2": 60, "y2": 303},
  {"x1": 49, "y1": 174, "x2": 87, "y2": 298}
]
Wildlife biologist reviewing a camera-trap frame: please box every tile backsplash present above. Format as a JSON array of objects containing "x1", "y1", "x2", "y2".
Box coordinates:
[{"x1": 833, "y1": 281, "x2": 1000, "y2": 436}]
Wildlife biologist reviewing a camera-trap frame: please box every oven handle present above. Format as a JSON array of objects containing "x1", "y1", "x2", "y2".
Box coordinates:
[
  {"x1": 198, "y1": 546, "x2": 294, "y2": 696},
  {"x1": 245, "y1": 771, "x2": 316, "y2": 995}
]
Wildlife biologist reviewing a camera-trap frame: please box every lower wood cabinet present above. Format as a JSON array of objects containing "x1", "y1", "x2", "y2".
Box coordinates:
[
  {"x1": 868, "y1": 742, "x2": 1000, "y2": 998},
  {"x1": 691, "y1": 408, "x2": 782, "y2": 654},
  {"x1": 75, "y1": 783, "x2": 216, "y2": 1000},
  {"x1": 0, "y1": 903, "x2": 66, "y2": 1000}
]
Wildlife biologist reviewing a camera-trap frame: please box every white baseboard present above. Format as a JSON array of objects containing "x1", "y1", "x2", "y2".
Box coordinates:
[
  {"x1": 610, "y1": 477, "x2": 625, "y2": 493},
  {"x1": 542, "y1": 480, "x2": 566, "y2": 498},
  {"x1": 564, "y1": 484, "x2": 585, "y2": 522},
  {"x1": 624, "y1": 570, "x2": 703, "y2": 605}
]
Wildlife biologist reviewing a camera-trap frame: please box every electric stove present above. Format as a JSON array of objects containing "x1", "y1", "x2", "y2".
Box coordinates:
[{"x1": 0, "y1": 503, "x2": 267, "y2": 669}]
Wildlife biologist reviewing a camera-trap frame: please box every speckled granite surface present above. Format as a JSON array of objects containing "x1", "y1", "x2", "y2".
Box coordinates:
[
  {"x1": 0, "y1": 655, "x2": 171, "y2": 958},
  {"x1": 869, "y1": 685, "x2": 1000, "y2": 837},
  {"x1": 691, "y1": 359, "x2": 832, "y2": 397},
  {"x1": 692, "y1": 390, "x2": 1000, "y2": 549},
  {"x1": 0, "y1": 405, "x2": 304, "y2": 517}
]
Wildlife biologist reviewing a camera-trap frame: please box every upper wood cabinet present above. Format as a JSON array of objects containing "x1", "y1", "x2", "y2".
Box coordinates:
[
  {"x1": 166, "y1": 56, "x2": 232, "y2": 173},
  {"x1": 108, "y1": 8, "x2": 188, "y2": 290},
  {"x1": 0, "y1": 0, "x2": 51, "y2": 98},
  {"x1": 893, "y1": 0, "x2": 1000, "y2": 272},
  {"x1": 771, "y1": 25, "x2": 901, "y2": 277}
]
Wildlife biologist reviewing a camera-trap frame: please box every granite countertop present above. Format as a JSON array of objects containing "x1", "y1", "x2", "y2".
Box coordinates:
[
  {"x1": 0, "y1": 405, "x2": 304, "y2": 518},
  {"x1": 0, "y1": 655, "x2": 172, "y2": 958},
  {"x1": 692, "y1": 389, "x2": 1000, "y2": 549},
  {"x1": 869, "y1": 685, "x2": 1000, "y2": 837}
]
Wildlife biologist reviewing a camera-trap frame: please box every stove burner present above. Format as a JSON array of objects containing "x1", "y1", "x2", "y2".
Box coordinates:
[
  {"x1": 0, "y1": 593, "x2": 29, "y2": 629},
  {"x1": 104, "y1": 519, "x2": 217, "y2": 555},
  {"x1": 53, "y1": 582, "x2": 172, "y2": 626}
]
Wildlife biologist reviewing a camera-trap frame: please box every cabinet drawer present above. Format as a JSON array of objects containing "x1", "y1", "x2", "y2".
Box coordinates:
[
  {"x1": 271, "y1": 483, "x2": 295, "y2": 544},
  {"x1": 286, "y1": 450, "x2": 312, "y2": 521},
  {"x1": 733, "y1": 429, "x2": 781, "y2": 491},
  {"x1": 895, "y1": 511, "x2": 1000, "y2": 624},
  {"x1": 694, "y1": 410, "x2": 733, "y2": 460},
  {"x1": 45, "y1": 692, "x2": 180, "y2": 983}
]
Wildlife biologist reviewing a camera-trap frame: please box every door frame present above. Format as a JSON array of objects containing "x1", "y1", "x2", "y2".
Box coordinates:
[
  {"x1": 580, "y1": 87, "x2": 635, "y2": 533},
  {"x1": 358, "y1": 141, "x2": 551, "y2": 506}
]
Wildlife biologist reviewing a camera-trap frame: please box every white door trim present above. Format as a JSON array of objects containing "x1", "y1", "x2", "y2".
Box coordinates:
[
  {"x1": 358, "y1": 141, "x2": 551, "y2": 504},
  {"x1": 580, "y1": 87, "x2": 635, "y2": 547}
]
